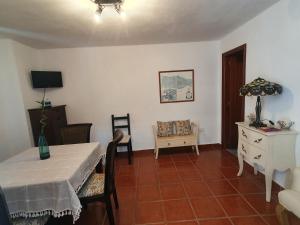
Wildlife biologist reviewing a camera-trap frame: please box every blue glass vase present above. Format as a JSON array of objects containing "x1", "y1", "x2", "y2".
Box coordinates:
[{"x1": 38, "y1": 133, "x2": 50, "y2": 160}]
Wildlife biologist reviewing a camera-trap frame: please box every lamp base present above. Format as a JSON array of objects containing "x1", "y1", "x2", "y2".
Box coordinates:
[{"x1": 249, "y1": 121, "x2": 267, "y2": 128}]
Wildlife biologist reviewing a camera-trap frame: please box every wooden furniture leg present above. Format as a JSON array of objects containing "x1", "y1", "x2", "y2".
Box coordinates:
[
  {"x1": 254, "y1": 164, "x2": 258, "y2": 175},
  {"x1": 155, "y1": 147, "x2": 159, "y2": 159},
  {"x1": 265, "y1": 168, "x2": 274, "y2": 202},
  {"x1": 237, "y1": 152, "x2": 244, "y2": 176},
  {"x1": 195, "y1": 144, "x2": 199, "y2": 155},
  {"x1": 276, "y1": 204, "x2": 290, "y2": 225}
]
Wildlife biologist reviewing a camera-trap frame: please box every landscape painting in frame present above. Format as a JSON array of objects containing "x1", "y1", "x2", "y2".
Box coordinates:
[{"x1": 159, "y1": 69, "x2": 194, "y2": 103}]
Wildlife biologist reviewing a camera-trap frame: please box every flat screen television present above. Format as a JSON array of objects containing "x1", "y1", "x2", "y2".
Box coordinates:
[{"x1": 31, "y1": 71, "x2": 63, "y2": 88}]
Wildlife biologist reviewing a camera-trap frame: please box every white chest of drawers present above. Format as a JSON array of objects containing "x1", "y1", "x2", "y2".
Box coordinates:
[{"x1": 236, "y1": 122, "x2": 298, "y2": 202}]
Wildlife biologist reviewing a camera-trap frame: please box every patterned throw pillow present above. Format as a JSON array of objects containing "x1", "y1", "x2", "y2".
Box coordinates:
[
  {"x1": 157, "y1": 121, "x2": 175, "y2": 137},
  {"x1": 175, "y1": 120, "x2": 192, "y2": 136}
]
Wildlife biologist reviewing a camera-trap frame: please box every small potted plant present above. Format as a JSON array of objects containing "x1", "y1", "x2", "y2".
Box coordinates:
[{"x1": 36, "y1": 90, "x2": 50, "y2": 160}]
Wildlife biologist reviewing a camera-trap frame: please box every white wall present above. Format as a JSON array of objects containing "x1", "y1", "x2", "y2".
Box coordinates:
[
  {"x1": 37, "y1": 42, "x2": 221, "y2": 150},
  {"x1": 0, "y1": 39, "x2": 35, "y2": 161},
  {"x1": 221, "y1": 0, "x2": 300, "y2": 184}
]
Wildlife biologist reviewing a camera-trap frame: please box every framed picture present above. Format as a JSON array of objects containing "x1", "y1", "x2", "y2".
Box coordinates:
[{"x1": 159, "y1": 69, "x2": 194, "y2": 103}]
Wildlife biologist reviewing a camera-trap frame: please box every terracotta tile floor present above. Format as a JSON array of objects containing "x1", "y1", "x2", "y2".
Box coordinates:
[{"x1": 50, "y1": 148, "x2": 300, "y2": 225}]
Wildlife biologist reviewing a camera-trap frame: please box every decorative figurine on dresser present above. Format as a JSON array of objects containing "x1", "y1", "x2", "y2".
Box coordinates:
[{"x1": 237, "y1": 78, "x2": 298, "y2": 202}]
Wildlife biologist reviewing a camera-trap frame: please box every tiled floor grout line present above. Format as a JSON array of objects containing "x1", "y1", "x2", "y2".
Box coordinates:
[
  {"x1": 188, "y1": 153, "x2": 234, "y2": 225},
  {"x1": 171, "y1": 155, "x2": 200, "y2": 225},
  {"x1": 115, "y1": 151, "x2": 283, "y2": 225},
  {"x1": 158, "y1": 155, "x2": 176, "y2": 224},
  {"x1": 197, "y1": 165, "x2": 235, "y2": 225},
  {"x1": 133, "y1": 157, "x2": 141, "y2": 225},
  {"x1": 220, "y1": 166, "x2": 270, "y2": 225}
]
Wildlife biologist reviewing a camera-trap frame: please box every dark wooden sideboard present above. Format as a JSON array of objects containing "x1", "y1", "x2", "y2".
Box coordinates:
[{"x1": 28, "y1": 105, "x2": 67, "y2": 146}]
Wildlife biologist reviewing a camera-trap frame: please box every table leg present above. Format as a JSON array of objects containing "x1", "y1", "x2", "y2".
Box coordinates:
[
  {"x1": 265, "y1": 169, "x2": 274, "y2": 202},
  {"x1": 237, "y1": 152, "x2": 244, "y2": 176}
]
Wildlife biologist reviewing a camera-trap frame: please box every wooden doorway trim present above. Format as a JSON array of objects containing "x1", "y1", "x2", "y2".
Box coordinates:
[{"x1": 221, "y1": 44, "x2": 247, "y2": 149}]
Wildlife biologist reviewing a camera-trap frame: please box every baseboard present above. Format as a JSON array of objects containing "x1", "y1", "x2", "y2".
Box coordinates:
[
  {"x1": 198, "y1": 143, "x2": 222, "y2": 150},
  {"x1": 120, "y1": 143, "x2": 222, "y2": 153}
]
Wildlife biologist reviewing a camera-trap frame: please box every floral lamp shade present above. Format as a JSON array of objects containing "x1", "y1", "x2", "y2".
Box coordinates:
[
  {"x1": 240, "y1": 77, "x2": 282, "y2": 96},
  {"x1": 239, "y1": 77, "x2": 282, "y2": 128}
]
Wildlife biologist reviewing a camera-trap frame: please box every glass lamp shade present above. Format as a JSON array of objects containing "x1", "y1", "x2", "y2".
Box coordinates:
[
  {"x1": 239, "y1": 77, "x2": 282, "y2": 128},
  {"x1": 240, "y1": 77, "x2": 282, "y2": 96}
]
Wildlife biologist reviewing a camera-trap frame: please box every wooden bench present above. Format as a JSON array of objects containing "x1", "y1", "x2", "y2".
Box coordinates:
[{"x1": 153, "y1": 122, "x2": 199, "y2": 159}]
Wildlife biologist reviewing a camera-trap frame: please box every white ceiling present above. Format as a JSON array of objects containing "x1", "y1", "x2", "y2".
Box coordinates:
[{"x1": 0, "y1": 0, "x2": 279, "y2": 49}]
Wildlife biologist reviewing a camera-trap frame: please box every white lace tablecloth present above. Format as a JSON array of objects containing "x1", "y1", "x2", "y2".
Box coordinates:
[{"x1": 0, "y1": 142, "x2": 105, "y2": 223}]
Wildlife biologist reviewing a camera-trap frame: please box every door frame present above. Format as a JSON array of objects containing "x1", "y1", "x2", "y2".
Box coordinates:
[{"x1": 221, "y1": 44, "x2": 247, "y2": 149}]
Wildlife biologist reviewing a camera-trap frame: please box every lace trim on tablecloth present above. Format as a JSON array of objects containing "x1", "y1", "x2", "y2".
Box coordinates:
[{"x1": 10, "y1": 206, "x2": 82, "y2": 223}]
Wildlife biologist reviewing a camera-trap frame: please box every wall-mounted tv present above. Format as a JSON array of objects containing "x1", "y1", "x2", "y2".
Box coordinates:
[{"x1": 31, "y1": 71, "x2": 63, "y2": 88}]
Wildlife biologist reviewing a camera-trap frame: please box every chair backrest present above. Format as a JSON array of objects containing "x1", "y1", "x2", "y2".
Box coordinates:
[
  {"x1": 0, "y1": 187, "x2": 12, "y2": 225},
  {"x1": 104, "y1": 129, "x2": 123, "y2": 194},
  {"x1": 61, "y1": 123, "x2": 92, "y2": 144},
  {"x1": 111, "y1": 114, "x2": 131, "y2": 136}
]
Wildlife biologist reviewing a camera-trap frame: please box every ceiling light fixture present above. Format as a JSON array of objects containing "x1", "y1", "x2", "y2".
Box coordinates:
[{"x1": 91, "y1": 0, "x2": 124, "y2": 18}]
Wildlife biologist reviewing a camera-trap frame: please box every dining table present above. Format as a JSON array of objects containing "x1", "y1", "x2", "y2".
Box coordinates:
[{"x1": 0, "y1": 142, "x2": 106, "y2": 224}]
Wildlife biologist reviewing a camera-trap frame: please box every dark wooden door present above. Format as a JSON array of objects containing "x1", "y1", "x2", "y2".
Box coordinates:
[{"x1": 222, "y1": 45, "x2": 246, "y2": 149}]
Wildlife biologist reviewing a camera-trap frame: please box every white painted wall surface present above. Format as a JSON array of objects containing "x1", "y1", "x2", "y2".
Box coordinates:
[
  {"x1": 0, "y1": 40, "x2": 33, "y2": 161},
  {"x1": 221, "y1": 0, "x2": 300, "y2": 184},
  {"x1": 12, "y1": 41, "x2": 42, "y2": 146},
  {"x1": 37, "y1": 42, "x2": 221, "y2": 150}
]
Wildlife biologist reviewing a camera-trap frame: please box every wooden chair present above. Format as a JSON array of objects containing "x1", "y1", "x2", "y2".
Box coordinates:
[
  {"x1": 111, "y1": 114, "x2": 133, "y2": 164},
  {"x1": 60, "y1": 123, "x2": 92, "y2": 144},
  {"x1": 78, "y1": 130, "x2": 123, "y2": 225},
  {"x1": 276, "y1": 167, "x2": 300, "y2": 225},
  {"x1": 0, "y1": 186, "x2": 48, "y2": 225}
]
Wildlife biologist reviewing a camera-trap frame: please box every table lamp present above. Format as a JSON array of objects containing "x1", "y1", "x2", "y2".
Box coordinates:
[{"x1": 240, "y1": 77, "x2": 282, "y2": 128}]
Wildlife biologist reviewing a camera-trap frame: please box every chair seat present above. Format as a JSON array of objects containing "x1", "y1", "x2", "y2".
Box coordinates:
[
  {"x1": 12, "y1": 216, "x2": 49, "y2": 225},
  {"x1": 279, "y1": 189, "x2": 300, "y2": 218},
  {"x1": 78, "y1": 173, "x2": 105, "y2": 198},
  {"x1": 119, "y1": 134, "x2": 131, "y2": 144}
]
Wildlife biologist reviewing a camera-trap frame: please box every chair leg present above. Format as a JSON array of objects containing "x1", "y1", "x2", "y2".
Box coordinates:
[
  {"x1": 127, "y1": 141, "x2": 132, "y2": 164},
  {"x1": 105, "y1": 196, "x2": 115, "y2": 225},
  {"x1": 130, "y1": 140, "x2": 134, "y2": 156},
  {"x1": 276, "y1": 204, "x2": 290, "y2": 225},
  {"x1": 113, "y1": 188, "x2": 119, "y2": 209}
]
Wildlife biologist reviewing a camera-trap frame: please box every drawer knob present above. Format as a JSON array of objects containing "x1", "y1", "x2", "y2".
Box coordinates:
[
  {"x1": 168, "y1": 143, "x2": 171, "y2": 146},
  {"x1": 184, "y1": 141, "x2": 186, "y2": 144},
  {"x1": 242, "y1": 130, "x2": 248, "y2": 138},
  {"x1": 254, "y1": 138, "x2": 263, "y2": 143},
  {"x1": 242, "y1": 144, "x2": 247, "y2": 153},
  {"x1": 254, "y1": 154, "x2": 262, "y2": 160}
]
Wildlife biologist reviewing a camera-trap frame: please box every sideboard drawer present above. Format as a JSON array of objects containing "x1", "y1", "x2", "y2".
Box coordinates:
[
  {"x1": 240, "y1": 127, "x2": 250, "y2": 141},
  {"x1": 250, "y1": 146, "x2": 265, "y2": 167},
  {"x1": 250, "y1": 132, "x2": 267, "y2": 150},
  {"x1": 239, "y1": 141, "x2": 249, "y2": 157}
]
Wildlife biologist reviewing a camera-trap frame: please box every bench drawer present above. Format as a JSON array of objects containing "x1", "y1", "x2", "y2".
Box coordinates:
[{"x1": 158, "y1": 137, "x2": 195, "y2": 148}]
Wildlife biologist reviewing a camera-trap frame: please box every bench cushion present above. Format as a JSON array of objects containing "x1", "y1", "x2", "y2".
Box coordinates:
[
  {"x1": 157, "y1": 121, "x2": 175, "y2": 137},
  {"x1": 175, "y1": 120, "x2": 192, "y2": 136}
]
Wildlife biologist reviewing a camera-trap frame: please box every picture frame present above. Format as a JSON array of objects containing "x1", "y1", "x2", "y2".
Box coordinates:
[{"x1": 159, "y1": 69, "x2": 194, "y2": 103}]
